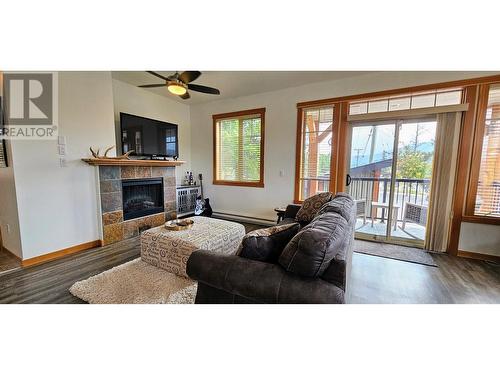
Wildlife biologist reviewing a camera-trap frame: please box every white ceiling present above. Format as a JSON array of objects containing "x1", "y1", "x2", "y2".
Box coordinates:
[{"x1": 111, "y1": 71, "x2": 369, "y2": 105}]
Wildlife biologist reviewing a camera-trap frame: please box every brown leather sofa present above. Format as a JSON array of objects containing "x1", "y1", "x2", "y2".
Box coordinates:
[{"x1": 186, "y1": 193, "x2": 356, "y2": 303}]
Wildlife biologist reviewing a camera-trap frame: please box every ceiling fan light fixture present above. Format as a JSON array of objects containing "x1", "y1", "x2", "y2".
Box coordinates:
[{"x1": 167, "y1": 82, "x2": 187, "y2": 96}]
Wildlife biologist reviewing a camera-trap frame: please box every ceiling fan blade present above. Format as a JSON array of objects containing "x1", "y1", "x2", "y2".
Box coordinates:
[
  {"x1": 180, "y1": 91, "x2": 190, "y2": 100},
  {"x1": 138, "y1": 83, "x2": 167, "y2": 88},
  {"x1": 187, "y1": 83, "x2": 220, "y2": 95},
  {"x1": 146, "y1": 71, "x2": 170, "y2": 81},
  {"x1": 179, "y1": 71, "x2": 201, "y2": 84}
]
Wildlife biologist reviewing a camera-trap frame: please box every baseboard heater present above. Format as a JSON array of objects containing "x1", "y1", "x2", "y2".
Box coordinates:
[{"x1": 212, "y1": 211, "x2": 275, "y2": 226}]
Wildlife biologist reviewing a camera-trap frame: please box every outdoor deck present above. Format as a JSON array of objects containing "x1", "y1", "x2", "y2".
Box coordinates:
[
  {"x1": 349, "y1": 176, "x2": 429, "y2": 242},
  {"x1": 356, "y1": 218, "x2": 426, "y2": 241}
]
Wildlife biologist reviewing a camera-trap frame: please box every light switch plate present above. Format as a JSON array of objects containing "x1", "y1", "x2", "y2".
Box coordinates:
[
  {"x1": 58, "y1": 144, "x2": 66, "y2": 155},
  {"x1": 279, "y1": 169, "x2": 285, "y2": 177},
  {"x1": 58, "y1": 136, "x2": 66, "y2": 145}
]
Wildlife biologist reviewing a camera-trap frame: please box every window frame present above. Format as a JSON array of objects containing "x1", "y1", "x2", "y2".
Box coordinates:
[
  {"x1": 212, "y1": 107, "x2": 265, "y2": 188},
  {"x1": 464, "y1": 83, "x2": 500, "y2": 225},
  {"x1": 294, "y1": 104, "x2": 340, "y2": 203}
]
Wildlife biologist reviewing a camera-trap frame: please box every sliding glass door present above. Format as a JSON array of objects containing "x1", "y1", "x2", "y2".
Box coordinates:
[
  {"x1": 347, "y1": 121, "x2": 396, "y2": 241},
  {"x1": 346, "y1": 117, "x2": 437, "y2": 247},
  {"x1": 390, "y1": 119, "x2": 436, "y2": 244}
]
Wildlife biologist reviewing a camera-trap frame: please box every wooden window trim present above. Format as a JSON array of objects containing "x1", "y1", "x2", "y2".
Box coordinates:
[
  {"x1": 296, "y1": 74, "x2": 500, "y2": 109},
  {"x1": 335, "y1": 102, "x2": 349, "y2": 194},
  {"x1": 293, "y1": 108, "x2": 303, "y2": 203},
  {"x1": 461, "y1": 215, "x2": 500, "y2": 226},
  {"x1": 447, "y1": 85, "x2": 479, "y2": 255},
  {"x1": 463, "y1": 83, "x2": 500, "y2": 224},
  {"x1": 212, "y1": 107, "x2": 265, "y2": 188}
]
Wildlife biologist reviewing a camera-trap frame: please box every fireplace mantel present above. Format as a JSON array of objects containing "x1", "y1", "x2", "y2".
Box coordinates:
[{"x1": 82, "y1": 158, "x2": 185, "y2": 167}]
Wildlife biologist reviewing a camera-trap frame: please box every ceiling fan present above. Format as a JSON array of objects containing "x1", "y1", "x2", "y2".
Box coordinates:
[{"x1": 137, "y1": 71, "x2": 220, "y2": 100}]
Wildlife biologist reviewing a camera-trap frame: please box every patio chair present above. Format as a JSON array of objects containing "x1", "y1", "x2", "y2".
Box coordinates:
[
  {"x1": 401, "y1": 202, "x2": 428, "y2": 230},
  {"x1": 354, "y1": 199, "x2": 367, "y2": 226}
]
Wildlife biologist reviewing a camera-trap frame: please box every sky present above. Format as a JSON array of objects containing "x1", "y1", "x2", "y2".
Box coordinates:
[{"x1": 350, "y1": 120, "x2": 436, "y2": 168}]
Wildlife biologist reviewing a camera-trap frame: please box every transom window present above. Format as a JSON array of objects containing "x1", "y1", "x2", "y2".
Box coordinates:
[
  {"x1": 213, "y1": 108, "x2": 265, "y2": 187},
  {"x1": 349, "y1": 89, "x2": 463, "y2": 115}
]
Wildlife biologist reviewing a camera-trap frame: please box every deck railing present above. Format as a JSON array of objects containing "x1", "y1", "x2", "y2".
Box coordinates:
[{"x1": 349, "y1": 177, "x2": 431, "y2": 221}]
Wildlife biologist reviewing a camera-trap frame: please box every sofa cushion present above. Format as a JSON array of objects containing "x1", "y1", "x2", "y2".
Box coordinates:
[
  {"x1": 316, "y1": 193, "x2": 354, "y2": 221},
  {"x1": 237, "y1": 223, "x2": 300, "y2": 263},
  {"x1": 279, "y1": 212, "x2": 348, "y2": 278},
  {"x1": 295, "y1": 192, "x2": 332, "y2": 223}
]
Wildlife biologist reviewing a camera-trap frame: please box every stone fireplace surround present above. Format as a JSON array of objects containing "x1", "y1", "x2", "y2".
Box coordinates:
[{"x1": 98, "y1": 165, "x2": 177, "y2": 245}]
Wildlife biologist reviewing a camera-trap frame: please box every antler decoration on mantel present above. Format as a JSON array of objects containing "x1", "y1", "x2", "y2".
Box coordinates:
[{"x1": 89, "y1": 145, "x2": 134, "y2": 160}]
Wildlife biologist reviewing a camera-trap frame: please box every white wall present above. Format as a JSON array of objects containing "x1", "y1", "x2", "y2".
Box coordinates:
[
  {"x1": 190, "y1": 71, "x2": 500, "y2": 255},
  {"x1": 0, "y1": 72, "x2": 23, "y2": 257},
  {"x1": 459, "y1": 223, "x2": 500, "y2": 256},
  {"x1": 112, "y1": 79, "x2": 191, "y2": 182},
  {"x1": 10, "y1": 72, "x2": 116, "y2": 259}
]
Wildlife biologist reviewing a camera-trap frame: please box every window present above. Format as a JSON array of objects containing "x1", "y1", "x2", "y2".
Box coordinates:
[
  {"x1": 295, "y1": 106, "x2": 335, "y2": 201},
  {"x1": 349, "y1": 89, "x2": 463, "y2": 115},
  {"x1": 470, "y1": 84, "x2": 500, "y2": 218},
  {"x1": 213, "y1": 108, "x2": 265, "y2": 187}
]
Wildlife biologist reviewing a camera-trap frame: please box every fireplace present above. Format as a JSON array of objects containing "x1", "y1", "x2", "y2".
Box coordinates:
[{"x1": 122, "y1": 178, "x2": 164, "y2": 220}]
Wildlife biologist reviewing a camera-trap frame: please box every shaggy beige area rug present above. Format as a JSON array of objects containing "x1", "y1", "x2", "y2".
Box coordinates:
[{"x1": 69, "y1": 258, "x2": 197, "y2": 304}]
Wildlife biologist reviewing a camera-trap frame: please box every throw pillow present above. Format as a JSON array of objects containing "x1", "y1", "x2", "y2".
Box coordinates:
[
  {"x1": 295, "y1": 192, "x2": 333, "y2": 223},
  {"x1": 237, "y1": 223, "x2": 300, "y2": 263}
]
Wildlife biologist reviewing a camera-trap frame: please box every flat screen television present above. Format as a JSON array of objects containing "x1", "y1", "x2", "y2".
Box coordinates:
[{"x1": 120, "y1": 112, "x2": 178, "y2": 158}]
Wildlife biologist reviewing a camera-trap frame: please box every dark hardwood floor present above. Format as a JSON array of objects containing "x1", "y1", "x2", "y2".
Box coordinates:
[
  {"x1": 350, "y1": 251, "x2": 500, "y2": 303},
  {"x1": 0, "y1": 248, "x2": 21, "y2": 273},
  {"x1": 0, "y1": 222, "x2": 499, "y2": 304},
  {"x1": 0, "y1": 238, "x2": 139, "y2": 303}
]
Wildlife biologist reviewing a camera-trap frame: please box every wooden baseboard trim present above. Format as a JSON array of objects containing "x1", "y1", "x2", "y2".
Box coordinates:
[
  {"x1": 457, "y1": 250, "x2": 500, "y2": 263},
  {"x1": 21, "y1": 240, "x2": 102, "y2": 268},
  {"x1": 1, "y1": 246, "x2": 22, "y2": 261}
]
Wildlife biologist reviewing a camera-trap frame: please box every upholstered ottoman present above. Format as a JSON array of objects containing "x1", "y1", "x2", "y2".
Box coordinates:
[{"x1": 140, "y1": 216, "x2": 245, "y2": 278}]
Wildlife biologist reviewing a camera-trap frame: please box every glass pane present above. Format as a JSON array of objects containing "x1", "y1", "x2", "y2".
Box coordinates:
[
  {"x1": 411, "y1": 94, "x2": 436, "y2": 109},
  {"x1": 241, "y1": 118, "x2": 261, "y2": 181},
  {"x1": 389, "y1": 97, "x2": 411, "y2": 111},
  {"x1": 391, "y1": 120, "x2": 437, "y2": 242},
  {"x1": 300, "y1": 178, "x2": 330, "y2": 200},
  {"x1": 436, "y1": 90, "x2": 461, "y2": 106},
  {"x1": 349, "y1": 102, "x2": 368, "y2": 115},
  {"x1": 300, "y1": 107, "x2": 334, "y2": 200},
  {"x1": 349, "y1": 123, "x2": 395, "y2": 239},
  {"x1": 218, "y1": 119, "x2": 239, "y2": 180},
  {"x1": 368, "y1": 100, "x2": 389, "y2": 113},
  {"x1": 474, "y1": 85, "x2": 500, "y2": 217}
]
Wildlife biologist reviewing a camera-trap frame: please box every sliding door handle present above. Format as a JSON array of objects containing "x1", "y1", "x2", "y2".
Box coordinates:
[{"x1": 346, "y1": 174, "x2": 352, "y2": 186}]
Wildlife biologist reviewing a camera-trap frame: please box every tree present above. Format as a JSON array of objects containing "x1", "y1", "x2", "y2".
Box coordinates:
[
  {"x1": 318, "y1": 153, "x2": 331, "y2": 176},
  {"x1": 396, "y1": 144, "x2": 432, "y2": 179}
]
